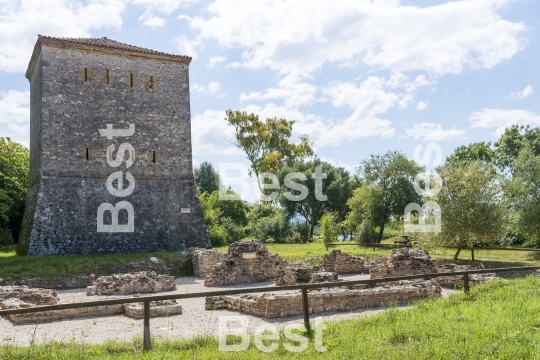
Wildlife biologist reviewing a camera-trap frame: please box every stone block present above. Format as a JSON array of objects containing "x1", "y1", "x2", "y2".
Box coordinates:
[
  {"x1": 124, "y1": 300, "x2": 182, "y2": 319},
  {"x1": 86, "y1": 271, "x2": 176, "y2": 296}
]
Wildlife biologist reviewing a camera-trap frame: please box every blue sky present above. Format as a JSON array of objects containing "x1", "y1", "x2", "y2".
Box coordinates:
[{"x1": 1, "y1": 0, "x2": 539, "y2": 198}]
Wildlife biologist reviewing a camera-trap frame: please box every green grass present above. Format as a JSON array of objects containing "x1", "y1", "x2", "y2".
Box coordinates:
[
  {"x1": 3, "y1": 277, "x2": 540, "y2": 359},
  {"x1": 0, "y1": 249, "x2": 187, "y2": 279}
]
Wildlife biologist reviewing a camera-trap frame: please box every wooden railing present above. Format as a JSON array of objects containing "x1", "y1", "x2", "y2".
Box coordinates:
[{"x1": 1, "y1": 266, "x2": 539, "y2": 351}]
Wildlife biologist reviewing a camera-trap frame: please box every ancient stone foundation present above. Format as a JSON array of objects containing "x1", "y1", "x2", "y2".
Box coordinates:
[
  {"x1": 309, "y1": 272, "x2": 339, "y2": 283},
  {"x1": 206, "y1": 280, "x2": 441, "y2": 318},
  {"x1": 323, "y1": 250, "x2": 368, "y2": 274},
  {"x1": 0, "y1": 286, "x2": 59, "y2": 305},
  {"x1": 275, "y1": 264, "x2": 314, "y2": 285},
  {"x1": 191, "y1": 248, "x2": 227, "y2": 278},
  {"x1": 123, "y1": 300, "x2": 182, "y2": 319},
  {"x1": 370, "y1": 248, "x2": 437, "y2": 279},
  {"x1": 204, "y1": 240, "x2": 288, "y2": 287},
  {"x1": 86, "y1": 271, "x2": 177, "y2": 296}
]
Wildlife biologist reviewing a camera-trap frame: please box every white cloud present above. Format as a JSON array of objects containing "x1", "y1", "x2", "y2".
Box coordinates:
[
  {"x1": 189, "y1": 0, "x2": 524, "y2": 76},
  {"x1": 0, "y1": 0, "x2": 125, "y2": 73},
  {"x1": 423, "y1": 127, "x2": 467, "y2": 142},
  {"x1": 191, "y1": 109, "x2": 240, "y2": 155},
  {"x1": 206, "y1": 56, "x2": 226, "y2": 67},
  {"x1": 138, "y1": 11, "x2": 166, "y2": 27},
  {"x1": 191, "y1": 81, "x2": 221, "y2": 94},
  {"x1": 417, "y1": 101, "x2": 428, "y2": 111},
  {"x1": 132, "y1": 0, "x2": 198, "y2": 13},
  {"x1": 0, "y1": 90, "x2": 29, "y2": 124},
  {"x1": 508, "y1": 85, "x2": 533, "y2": 100},
  {"x1": 469, "y1": 109, "x2": 540, "y2": 136},
  {"x1": 176, "y1": 35, "x2": 200, "y2": 59}
]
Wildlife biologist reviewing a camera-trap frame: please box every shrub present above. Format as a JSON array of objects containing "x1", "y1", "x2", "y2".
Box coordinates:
[
  {"x1": 317, "y1": 213, "x2": 338, "y2": 244},
  {"x1": 248, "y1": 203, "x2": 291, "y2": 243},
  {"x1": 356, "y1": 220, "x2": 377, "y2": 244}
]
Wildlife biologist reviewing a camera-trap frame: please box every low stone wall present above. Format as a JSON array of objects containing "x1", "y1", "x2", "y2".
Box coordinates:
[
  {"x1": 204, "y1": 241, "x2": 289, "y2": 287},
  {"x1": 309, "y1": 272, "x2": 338, "y2": 283},
  {"x1": 275, "y1": 264, "x2": 314, "y2": 285},
  {"x1": 206, "y1": 280, "x2": 441, "y2": 318},
  {"x1": 370, "y1": 248, "x2": 437, "y2": 279},
  {"x1": 191, "y1": 249, "x2": 227, "y2": 278},
  {"x1": 323, "y1": 250, "x2": 368, "y2": 274},
  {"x1": 86, "y1": 271, "x2": 177, "y2": 296},
  {"x1": 0, "y1": 286, "x2": 59, "y2": 305},
  {"x1": 0, "y1": 276, "x2": 96, "y2": 290},
  {"x1": 124, "y1": 300, "x2": 183, "y2": 319}
]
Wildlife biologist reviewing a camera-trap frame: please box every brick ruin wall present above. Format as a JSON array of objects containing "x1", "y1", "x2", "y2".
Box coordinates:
[
  {"x1": 191, "y1": 248, "x2": 227, "y2": 278},
  {"x1": 323, "y1": 250, "x2": 368, "y2": 274},
  {"x1": 204, "y1": 240, "x2": 288, "y2": 286},
  {"x1": 206, "y1": 280, "x2": 441, "y2": 318},
  {"x1": 370, "y1": 248, "x2": 437, "y2": 279}
]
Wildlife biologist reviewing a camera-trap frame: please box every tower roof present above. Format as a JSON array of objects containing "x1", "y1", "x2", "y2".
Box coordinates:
[{"x1": 26, "y1": 35, "x2": 192, "y2": 79}]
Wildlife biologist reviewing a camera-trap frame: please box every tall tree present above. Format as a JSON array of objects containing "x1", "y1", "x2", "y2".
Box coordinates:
[
  {"x1": 225, "y1": 110, "x2": 313, "y2": 192},
  {"x1": 343, "y1": 185, "x2": 386, "y2": 236},
  {"x1": 277, "y1": 159, "x2": 352, "y2": 239},
  {"x1": 494, "y1": 125, "x2": 540, "y2": 174},
  {"x1": 194, "y1": 161, "x2": 220, "y2": 195},
  {"x1": 426, "y1": 161, "x2": 506, "y2": 261},
  {"x1": 446, "y1": 141, "x2": 494, "y2": 165},
  {"x1": 358, "y1": 150, "x2": 422, "y2": 242},
  {"x1": 0, "y1": 138, "x2": 29, "y2": 244}
]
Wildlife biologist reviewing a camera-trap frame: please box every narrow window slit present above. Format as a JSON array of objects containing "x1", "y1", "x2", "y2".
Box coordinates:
[
  {"x1": 150, "y1": 76, "x2": 154, "y2": 90},
  {"x1": 152, "y1": 151, "x2": 156, "y2": 163},
  {"x1": 106, "y1": 70, "x2": 110, "y2": 84},
  {"x1": 85, "y1": 147, "x2": 89, "y2": 160},
  {"x1": 129, "y1": 73, "x2": 134, "y2": 87},
  {"x1": 84, "y1": 68, "x2": 88, "y2": 82}
]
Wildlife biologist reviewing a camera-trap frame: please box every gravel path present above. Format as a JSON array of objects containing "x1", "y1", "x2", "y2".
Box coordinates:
[{"x1": 0, "y1": 275, "x2": 456, "y2": 346}]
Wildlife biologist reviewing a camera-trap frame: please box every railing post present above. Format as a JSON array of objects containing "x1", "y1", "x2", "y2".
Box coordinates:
[
  {"x1": 301, "y1": 288, "x2": 310, "y2": 332},
  {"x1": 471, "y1": 248, "x2": 475, "y2": 262},
  {"x1": 463, "y1": 273, "x2": 470, "y2": 294},
  {"x1": 143, "y1": 301, "x2": 151, "y2": 351}
]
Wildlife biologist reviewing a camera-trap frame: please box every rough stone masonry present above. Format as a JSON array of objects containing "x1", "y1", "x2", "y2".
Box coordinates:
[{"x1": 18, "y1": 36, "x2": 210, "y2": 255}]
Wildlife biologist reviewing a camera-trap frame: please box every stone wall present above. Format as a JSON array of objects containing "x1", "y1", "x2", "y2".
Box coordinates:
[
  {"x1": 323, "y1": 250, "x2": 368, "y2": 274},
  {"x1": 86, "y1": 271, "x2": 176, "y2": 296},
  {"x1": 370, "y1": 248, "x2": 437, "y2": 279},
  {"x1": 206, "y1": 280, "x2": 441, "y2": 318},
  {"x1": 18, "y1": 36, "x2": 210, "y2": 256},
  {"x1": 275, "y1": 264, "x2": 314, "y2": 286},
  {"x1": 204, "y1": 241, "x2": 288, "y2": 287},
  {"x1": 192, "y1": 248, "x2": 227, "y2": 278}
]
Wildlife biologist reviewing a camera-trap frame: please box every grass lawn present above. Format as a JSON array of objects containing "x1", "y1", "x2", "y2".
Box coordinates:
[
  {"x1": 0, "y1": 249, "x2": 187, "y2": 279},
  {"x1": 3, "y1": 276, "x2": 540, "y2": 359}
]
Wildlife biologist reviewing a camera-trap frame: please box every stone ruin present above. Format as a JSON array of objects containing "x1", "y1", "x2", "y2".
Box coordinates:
[
  {"x1": 310, "y1": 271, "x2": 339, "y2": 283},
  {"x1": 370, "y1": 248, "x2": 437, "y2": 279},
  {"x1": 206, "y1": 280, "x2": 441, "y2": 318},
  {"x1": 191, "y1": 248, "x2": 227, "y2": 277},
  {"x1": 0, "y1": 286, "x2": 59, "y2": 305},
  {"x1": 275, "y1": 264, "x2": 340, "y2": 285},
  {"x1": 124, "y1": 298, "x2": 183, "y2": 319},
  {"x1": 323, "y1": 250, "x2": 368, "y2": 274},
  {"x1": 86, "y1": 271, "x2": 177, "y2": 296},
  {"x1": 203, "y1": 240, "x2": 288, "y2": 287}
]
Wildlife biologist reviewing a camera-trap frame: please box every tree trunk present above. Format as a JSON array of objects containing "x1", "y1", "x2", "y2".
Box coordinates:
[
  {"x1": 341, "y1": 227, "x2": 346, "y2": 240},
  {"x1": 377, "y1": 222, "x2": 385, "y2": 243},
  {"x1": 454, "y1": 241, "x2": 463, "y2": 262},
  {"x1": 309, "y1": 222, "x2": 315, "y2": 240}
]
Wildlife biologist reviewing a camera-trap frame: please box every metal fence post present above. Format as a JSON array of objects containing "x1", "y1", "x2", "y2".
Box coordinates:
[
  {"x1": 301, "y1": 288, "x2": 310, "y2": 332},
  {"x1": 143, "y1": 301, "x2": 151, "y2": 351},
  {"x1": 463, "y1": 274, "x2": 470, "y2": 294}
]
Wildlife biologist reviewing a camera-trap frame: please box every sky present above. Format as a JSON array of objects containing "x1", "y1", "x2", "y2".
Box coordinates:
[{"x1": 1, "y1": 0, "x2": 539, "y2": 199}]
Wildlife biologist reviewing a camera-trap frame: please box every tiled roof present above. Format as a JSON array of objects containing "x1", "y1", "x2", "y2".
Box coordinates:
[
  {"x1": 26, "y1": 35, "x2": 191, "y2": 78},
  {"x1": 37, "y1": 35, "x2": 191, "y2": 60}
]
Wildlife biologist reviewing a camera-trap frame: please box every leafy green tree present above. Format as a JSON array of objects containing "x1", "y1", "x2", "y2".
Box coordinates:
[
  {"x1": 0, "y1": 138, "x2": 29, "y2": 244},
  {"x1": 425, "y1": 161, "x2": 506, "y2": 261},
  {"x1": 505, "y1": 144, "x2": 540, "y2": 246},
  {"x1": 225, "y1": 110, "x2": 313, "y2": 192},
  {"x1": 446, "y1": 141, "x2": 494, "y2": 165},
  {"x1": 316, "y1": 213, "x2": 338, "y2": 244},
  {"x1": 358, "y1": 150, "x2": 422, "y2": 242},
  {"x1": 494, "y1": 125, "x2": 540, "y2": 174},
  {"x1": 247, "y1": 202, "x2": 290, "y2": 243},
  {"x1": 194, "y1": 161, "x2": 220, "y2": 195},
  {"x1": 343, "y1": 185, "x2": 386, "y2": 236},
  {"x1": 277, "y1": 159, "x2": 352, "y2": 239}
]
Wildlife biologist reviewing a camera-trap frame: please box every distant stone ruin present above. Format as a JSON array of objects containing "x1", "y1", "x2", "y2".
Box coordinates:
[
  {"x1": 191, "y1": 248, "x2": 227, "y2": 278},
  {"x1": 206, "y1": 280, "x2": 441, "y2": 318},
  {"x1": 204, "y1": 240, "x2": 288, "y2": 287},
  {"x1": 0, "y1": 286, "x2": 59, "y2": 305},
  {"x1": 370, "y1": 248, "x2": 437, "y2": 279},
  {"x1": 124, "y1": 299, "x2": 183, "y2": 319},
  {"x1": 275, "y1": 264, "x2": 314, "y2": 285},
  {"x1": 323, "y1": 250, "x2": 368, "y2": 274},
  {"x1": 309, "y1": 271, "x2": 339, "y2": 283},
  {"x1": 86, "y1": 271, "x2": 177, "y2": 296}
]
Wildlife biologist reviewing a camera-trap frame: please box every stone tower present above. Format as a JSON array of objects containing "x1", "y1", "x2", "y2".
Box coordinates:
[{"x1": 18, "y1": 36, "x2": 211, "y2": 255}]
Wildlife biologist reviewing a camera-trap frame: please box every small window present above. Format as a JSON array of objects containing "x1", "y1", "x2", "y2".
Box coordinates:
[
  {"x1": 151, "y1": 151, "x2": 160, "y2": 163},
  {"x1": 105, "y1": 69, "x2": 111, "y2": 84},
  {"x1": 85, "y1": 147, "x2": 89, "y2": 160},
  {"x1": 152, "y1": 151, "x2": 156, "y2": 163},
  {"x1": 84, "y1": 68, "x2": 89, "y2": 82},
  {"x1": 149, "y1": 76, "x2": 154, "y2": 90},
  {"x1": 129, "y1": 73, "x2": 134, "y2": 87}
]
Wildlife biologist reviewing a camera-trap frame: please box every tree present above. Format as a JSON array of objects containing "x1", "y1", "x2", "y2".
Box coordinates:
[
  {"x1": 358, "y1": 150, "x2": 422, "y2": 242},
  {"x1": 426, "y1": 161, "x2": 506, "y2": 261},
  {"x1": 0, "y1": 138, "x2": 29, "y2": 244},
  {"x1": 316, "y1": 213, "x2": 338, "y2": 244},
  {"x1": 247, "y1": 202, "x2": 290, "y2": 243},
  {"x1": 225, "y1": 110, "x2": 313, "y2": 192},
  {"x1": 194, "y1": 161, "x2": 220, "y2": 195},
  {"x1": 277, "y1": 159, "x2": 353, "y2": 239},
  {"x1": 343, "y1": 185, "x2": 386, "y2": 236},
  {"x1": 505, "y1": 144, "x2": 540, "y2": 246},
  {"x1": 446, "y1": 141, "x2": 494, "y2": 165},
  {"x1": 494, "y1": 125, "x2": 540, "y2": 174}
]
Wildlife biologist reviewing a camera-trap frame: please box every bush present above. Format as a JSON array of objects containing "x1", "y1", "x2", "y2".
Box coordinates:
[
  {"x1": 221, "y1": 217, "x2": 246, "y2": 244},
  {"x1": 356, "y1": 220, "x2": 377, "y2": 244},
  {"x1": 248, "y1": 203, "x2": 291, "y2": 243},
  {"x1": 0, "y1": 229, "x2": 14, "y2": 247},
  {"x1": 316, "y1": 213, "x2": 338, "y2": 244}
]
